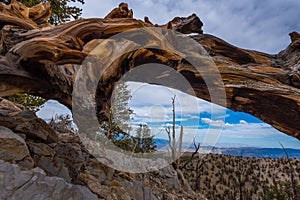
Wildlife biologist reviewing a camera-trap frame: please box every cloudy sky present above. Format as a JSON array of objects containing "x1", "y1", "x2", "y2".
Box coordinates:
[
  {"x1": 125, "y1": 82, "x2": 300, "y2": 149},
  {"x1": 38, "y1": 0, "x2": 300, "y2": 150},
  {"x1": 78, "y1": 0, "x2": 300, "y2": 53},
  {"x1": 37, "y1": 81, "x2": 300, "y2": 149}
]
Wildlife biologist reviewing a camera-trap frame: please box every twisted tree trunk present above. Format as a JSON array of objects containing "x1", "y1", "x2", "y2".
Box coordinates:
[{"x1": 0, "y1": 1, "x2": 299, "y2": 139}]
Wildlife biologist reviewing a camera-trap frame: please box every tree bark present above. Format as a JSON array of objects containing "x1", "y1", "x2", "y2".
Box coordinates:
[{"x1": 0, "y1": 1, "x2": 299, "y2": 139}]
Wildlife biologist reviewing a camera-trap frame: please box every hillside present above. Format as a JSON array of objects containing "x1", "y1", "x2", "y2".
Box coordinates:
[
  {"x1": 180, "y1": 153, "x2": 300, "y2": 200},
  {"x1": 155, "y1": 139, "x2": 300, "y2": 158}
]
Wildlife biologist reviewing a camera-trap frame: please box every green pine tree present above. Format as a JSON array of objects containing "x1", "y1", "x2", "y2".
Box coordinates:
[
  {"x1": 133, "y1": 124, "x2": 157, "y2": 153},
  {"x1": 99, "y1": 82, "x2": 134, "y2": 147},
  {"x1": 6, "y1": 93, "x2": 46, "y2": 112}
]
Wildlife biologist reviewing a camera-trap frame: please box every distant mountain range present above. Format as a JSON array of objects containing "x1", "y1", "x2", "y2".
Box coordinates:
[
  {"x1": 212, "y1": 147, "x2": 300, "y2": 159},
  {"x1": 154, "y1": 139, "x2": 300, "y2": 159}
]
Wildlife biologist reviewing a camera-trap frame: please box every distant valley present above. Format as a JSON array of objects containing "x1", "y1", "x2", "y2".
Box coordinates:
[{"x1": 154, "y1": 139, "x2": 300, "y2": 159}]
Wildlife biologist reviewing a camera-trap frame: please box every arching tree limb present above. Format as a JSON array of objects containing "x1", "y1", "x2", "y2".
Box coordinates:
[{"x1": 0, "y1": 1, "x2": 299, "y2": 139}]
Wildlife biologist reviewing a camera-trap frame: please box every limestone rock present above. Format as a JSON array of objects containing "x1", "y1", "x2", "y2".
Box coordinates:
[
  {"x1": 0, "y1": 103, "x2": 57, "y2": 143},
  {"x1": 0, "y1": 160, "x2": 98, "y2": 200},
  {"x1": 26, "y1": 141, "x2": 66, "y2": 180},
  {"x1": 0, "y1": 121, "x2": 204, "y2": 199},
  {"x1": 0, "y1": 126, "x2": 34, "y2": 168},
  {"x1": 79, "y1": 171, "x2": 130, "y2": 199},
  {"x1": 27, "y1": 141, "x2": 56, "y2": 157},
  {"x1": 159, "y1": 166, "x2": 181, "y2": 190},
  {"x1": 27, "y1": 139, "x2": 89, "y2": 184},
  {"x1": 110, "y1": 186, "x2": 132, "y2": 200},
  {"x1": 14, "y1": 117, "x2": 58, "y2": 143},
  {"x1": 122, "y1": 181, "x2": 155, "y2": 200}
]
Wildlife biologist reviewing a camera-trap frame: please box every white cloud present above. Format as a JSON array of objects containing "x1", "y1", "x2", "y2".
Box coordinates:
[
  {"x1": 239, "y1": 120, "x2": 248, "y2": 124},
  {"x1": 201, "y1": 118, "x2": 225, "y2": 127},
  {"x1": 220, "y1": 122, "x2": 281, "y2": 139},
  {"x1": 80, "y1": 0, "x2": 300, "y2": 53},
  {"x1": 127, "y1": 82, "x2": 225, "y2": 121},
  {"x1": 155, "y1": 119, "x2": 286, "y2": 142},
  {"x1": 199, "y1": 118, "x2": 282, "y2": 139}
]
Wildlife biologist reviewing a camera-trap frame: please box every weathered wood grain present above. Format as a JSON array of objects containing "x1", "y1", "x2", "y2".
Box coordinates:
[{"x1": 0, "y1": 1, "x2": 299, "y2": 139}]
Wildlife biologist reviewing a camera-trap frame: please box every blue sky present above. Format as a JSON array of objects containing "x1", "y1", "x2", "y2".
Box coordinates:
[
  {"x1": 125, "y1": 82, "x2": 300, "y2": 149},
  {"x1": 37, "y1": 81, "x2": 300, "y2": 149},
  {"x1": 38, "y1": 0, "x2": 300, "y2": 149}
]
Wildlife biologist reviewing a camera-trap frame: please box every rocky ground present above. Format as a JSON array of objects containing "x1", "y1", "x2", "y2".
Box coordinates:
[
  {"x1": 0, "y1": 97, "x2": 204, "y2": 200},
  {"x1": 1, "y1": 97, "x2": 300, "y2": 200}
]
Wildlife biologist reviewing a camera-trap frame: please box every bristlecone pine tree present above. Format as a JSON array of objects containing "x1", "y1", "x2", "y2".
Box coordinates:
[{"x1": 2, "y1": 0, "x2": 85, "y2": 110}]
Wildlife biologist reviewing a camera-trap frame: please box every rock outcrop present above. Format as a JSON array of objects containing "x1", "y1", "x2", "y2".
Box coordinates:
[
  {"x1": 0, "y1": 160, "x2": 98, "y2": 200},
  {"x1": 0, "y1": 1, "x2": 299, "y2": 140},
  {"x1": 0, "y1": 126, "x2": 34, "y2": 168},
  {"x1": 0, "y1": 100, "x2": 58, "y2": 143},
  {"x1": 0, "y1": 98, "x2": 205, "y2": 199}
]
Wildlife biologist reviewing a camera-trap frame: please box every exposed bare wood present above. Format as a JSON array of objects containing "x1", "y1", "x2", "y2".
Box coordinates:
[
  {"x1": 280, "y1": 143, "x2": 298, "y2": 199},
  {"x1": 0, "y1": 0, "x2": 51, "y2": 29},
  {"x1": 105, "y1": 2, "x2": 133, "y2": 19},
  {"x1": 163, "y1": 13, "x2": 203, "y2": 34},
  {"x1": 177, "y1": 125, "x2": 184, "y2": 167},
  {"x1": 0, "y1": 1, "x2": 299, "y2": 140},
  {"x1": 180, "y1": 138, "x2": 201, "y2": 170}
]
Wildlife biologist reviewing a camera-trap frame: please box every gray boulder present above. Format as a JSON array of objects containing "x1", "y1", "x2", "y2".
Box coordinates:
[{"x1": 0, "y1": 160, "x2": 98, "y2": 200}]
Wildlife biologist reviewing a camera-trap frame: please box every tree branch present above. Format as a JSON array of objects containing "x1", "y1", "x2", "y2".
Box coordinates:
[{"x1": 0, "y1": 1, "x2": 299, "y2": 140}]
